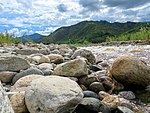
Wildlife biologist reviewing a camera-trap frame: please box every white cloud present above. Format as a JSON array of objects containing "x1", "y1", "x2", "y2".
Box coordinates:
[
  {"x1": 36, "y1": 26, "x2": 59, "y2": 35},
  {"x1": 0, "y1": 0, "x2": 150, "y2": 36},
  {"x1": 8, "y1": 28, "x2": 19, "y2": 35}
]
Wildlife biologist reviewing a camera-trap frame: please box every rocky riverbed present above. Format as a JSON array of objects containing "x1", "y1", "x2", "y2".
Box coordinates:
[{"x1": 0, "y1": 43, "x2": 150, "y2": 113}]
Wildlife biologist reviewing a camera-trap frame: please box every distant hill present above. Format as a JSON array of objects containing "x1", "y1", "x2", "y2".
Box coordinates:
[
  {"x1": 20, "y1": 33, "x2": 44, "y2": 43},
  {"x1": 39, "y1": 20, "x2": 145, "y2": 44}
]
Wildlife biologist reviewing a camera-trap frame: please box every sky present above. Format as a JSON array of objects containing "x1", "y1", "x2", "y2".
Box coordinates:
[{"x1": 0, "y1": 0, "x2": 150, "y2": 37}]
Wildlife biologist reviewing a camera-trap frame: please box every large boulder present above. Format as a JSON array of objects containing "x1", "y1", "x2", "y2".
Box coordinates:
[
  {"x1": 12, "y1": 67, "x2": 44, "y2": 84},
  {"x1": 0, "y1": 56, "x2": 30, "y2": 72},
  {"x1": 53, "y1": 58, "x2": 88, "y2": 77},
  {"x1": 0, "y1": 81, "x2": 14, "y2": 113},
  {"x1": 11, "y1": 74, "x2": 44, "y2": 92},
  {"x1": 25, "y1": 76, "x2": 83, "y2": 113},
  {"x1": 109, "y1": 56, "x2": 150, "y2": 87},
  {"x1": 71, "y1": 49, "x2": 96, "y2": 64}
]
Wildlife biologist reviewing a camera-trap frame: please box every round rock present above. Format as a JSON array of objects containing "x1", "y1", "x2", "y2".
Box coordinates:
[
  {"x1": 110, "y1": 56, "x2": 150, "y2": 87},
  {"x1": 25, "y1": 76, "x2": 83, "y2": 113}
]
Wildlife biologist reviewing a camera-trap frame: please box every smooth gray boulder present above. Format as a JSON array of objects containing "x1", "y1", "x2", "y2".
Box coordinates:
[
  {"x1": 0, "y1": 56, "x2": 30, "y2": 72},
  {"x1": 0, "y1": 81, "x2": 14, "y2": 113},
  {"x1": 25, "y1": 76, "x2": 83, "y2": 113}
]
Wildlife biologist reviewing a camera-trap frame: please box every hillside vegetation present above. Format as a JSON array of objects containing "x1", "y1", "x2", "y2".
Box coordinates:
[
  {"x1": 0, "y1": 32, "x2": 21, "y2": 44},
  {"x1": 106, "y1": 23, "x2": 150, "y2": 42},
  {"x1": 40, "y1": 21, "x2": 146, "y2": 44}
]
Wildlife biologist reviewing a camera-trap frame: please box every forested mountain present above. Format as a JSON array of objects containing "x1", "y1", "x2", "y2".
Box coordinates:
[{"x1": 39, "y1": 20, "x2": 147, "y2": 44}]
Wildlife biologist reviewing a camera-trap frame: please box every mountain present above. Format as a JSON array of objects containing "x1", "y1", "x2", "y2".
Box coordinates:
[
  {"x1": 20, "y1": 33, "x2": 44, "y2": 43},
  {"x1": 39, "y1": 20, "x2": 145, "y2": 44}
]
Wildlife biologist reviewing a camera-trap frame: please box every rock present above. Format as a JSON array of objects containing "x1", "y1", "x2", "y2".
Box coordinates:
[
  {"x1": 71, "y1": 49, "x2": 96, "y2": 64},
  {"x1": 39, "y1": 55, "x2": 50, "y2": 63},
  {"x1": 98, "y1": 91, "x2": 110, "y2": 100},
  {"x1": 25, "y1": 76, "x2": 83, "y2": 113},
  {"x1": 0, "y1": 81, "x2": 14, "y2": 113},
  {"x1": 10, "y1": 92, "x2": 28, "y2": 113},
  {"x1": 109, "y1": 56, "x2": 150, "y2": 87},
  {"x1": 79, "y1": 97, "x2": 102, "y2": 112},
  {"x1": 53, "y1": 58, "x2": 88, "y2": 77},
  {"x1": 102, "y1": 95, "x2": 144, "y2": 112},
  {"x1": 59, "y1": 47, "x2": 73, "y2": 57},
  {"x1": 102, "y1": 95, "x2": 122, "y2": 110},
  {"x1": 89, "y1": 65, "x2": 103, "y2": 71},
  {"x1": 48, "y1": 54, "x2": 64, "y2": 64},
  {"x1": 0, "y1": 71, "x2": 17, "y2": 83},
  {"x1": 118, "y1": 91, "x2": 135, "y2": 100},
  {"x1": 31, "y1": 55, "x2": 41, "y2": 63},
  {"x1": 75, "y1": 97, "x2": 111, "y2": 113},
  {"x1": 13, "y1": 48, "x2": 39, "y2": 55},
  {"x1": 51, "y1": 49, "x2": 60, "y2": 54},
  {"x1": 146, "y1": 85, "x2": 150, "y2": 92},
  {"x1": 11, "y1": 74, "x2": 44, "y2": 92},
  {"x1": 38, "y1": 63, "x2": 53, "y2": 70},
  {"x1": 39, "y1": 48, "x2": 50, "y2": 55},
  {"x1": 116, "y1": 106, "x2": 134, "y2": 113},
  {"x1": 12, "y1": 67, "x2": 44, "y2": 84},
  {"x1": 0, "y1": 56, "x2": 30, "y2": 72},
  {"x1": 83, "y1": 90, "x2": 97, "y2": 98},
  {"x1": 89, "y1": 82, "x2": 105, "y2": 93},
  {"x1": 79, "y1": 75, "x2": 98, "y2": 87}
]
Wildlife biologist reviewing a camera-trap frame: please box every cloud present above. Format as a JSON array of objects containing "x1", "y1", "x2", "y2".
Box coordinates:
[
  {"x1": 79, "y1": 0, "x2": 102, "y2": 11},
  {"x1": 103, "y1": 0, "x2": 150, "y2": 9},
  {"x1": 8, "y1": 28, "x2": 20, "y2": 35},
  {"x1": 0, "y1": 0, "x2": 150, "y2": 37},
  {"x1": 57, "y1": 4, "x2": 67, "y2": 12}
]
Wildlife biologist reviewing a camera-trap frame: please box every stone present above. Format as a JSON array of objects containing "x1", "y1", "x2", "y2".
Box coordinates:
[
  {"x1": 83, "y1": 90, "x2": 97, "y2": 98},
  {"x1": 25, "y1": 76, "x2": 83, "y2": 113},
  {"x1": 89, "y1": 65, "x2": 103, "y2": 71},
  {"x1": 53, "y1": 58, "x2": 88, "y2": 77},
  {"x1": 10, "y1": 92, "x2": 28, "y2": 113},
  {"x1": 0, "y1": 71, "x2": 17, "y2": 83},
  {"x1": 13, "y1": 48, "x2": 39, "y2": 55},
  {"x1": 59, "y1": 47, "x2": 73, "y2": 57},
  {"x1": 98, "y1": 91, "x2": 110, "y2": 100},
  {"x1": 71, "y1": 49, "x2": 96, "y2": 64},
  {"x1": 116, "y1": 106, "x2": 134, "y2": 113},
  {"x1": 79, "y1": 97, "x2": 102, "y2": 112},
  {"x1": 12, "y1": 67, "x2": 44, "y2": 84},
  {"x1": 0, "y1": 56, "x2": 30, "y2": 72},
  {"x1": 31, "y1": 55, "x2": 41, "y2": 63},
  {"x1": 102, "y1": 95, "x2": 144, "y2": 112},
  {"x1": 39, "y1": 55, "x2": 50, "y2": 63},
  {"x1": 118, "y1": 91, "x2": 135, "y2": 100},
  {"x1": 89, "y1": 82, "x2": 105, "y2": 93},
  {"x1": 109, "y1": 56, "x2": 150, "y2": 87},
  {"x1": 38, "y1": 63, "x2": 53, "y2": 70},
  {"x1": 39, "y1": 48, "x2": 50, "y2": 55},
  {"x1": 48, "y1": 54, "x2": 64, "y2": 64},
  {"x1": 0, "y1": 81, "x2": 14, "y2": 113},
  {"x1": 79, "y1": 75, "x2": 98, "y2": 87},
  {"x1": 11, "y1": 74, "x2": 44, "y2": 92}
]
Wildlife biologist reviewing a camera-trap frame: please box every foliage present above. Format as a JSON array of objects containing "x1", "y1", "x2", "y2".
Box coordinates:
[
  {"x1": 106, "y1": 23, "x2": 150, "y2": 42},
  {"x1": 40, "y1": 20, "x2": 143, "y2": 44},
  {"x1": 0, "y1": 32, "x2": 21, "y2": 44}
]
